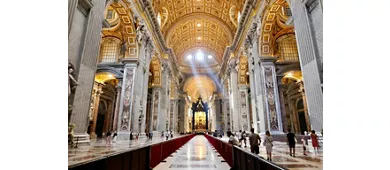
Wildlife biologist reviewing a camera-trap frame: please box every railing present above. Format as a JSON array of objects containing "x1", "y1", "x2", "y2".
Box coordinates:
[
  {"x1": 232, "y1": 146, "x2": 286, "y2": 170},
  {"x1": 204, "y1": 134, "x2": 286, "y2": 170},
  {"x1": 150, "y1": 134, "x2": 195, "y2": 168},
  {"x1": 68, "y1": 134, "x2": 195, "y2": 170},
  {"x1": 204, "y1": 134, "x2": 234, "y2": 167}
]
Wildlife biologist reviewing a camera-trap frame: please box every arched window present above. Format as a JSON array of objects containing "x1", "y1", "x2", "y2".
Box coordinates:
[
  {"x1": 276, "y1": 34, "x2": 299, "y2": 61},
  {"x1": 99, "y1": 37, "x2": 121, "y2": 63}
]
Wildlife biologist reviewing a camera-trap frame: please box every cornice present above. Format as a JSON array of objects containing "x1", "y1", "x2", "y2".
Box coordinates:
[
  {"x1": 218, "y1": 0, "x2": 260, "y2": 79},
  {"x1": 137, "y1": 0, "x2": 181, "y2": 79}
]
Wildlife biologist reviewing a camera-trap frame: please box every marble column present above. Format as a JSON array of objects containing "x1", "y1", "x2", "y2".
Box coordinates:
[
  {"x1": 214, "y1": 97, "x2": 222, "y2": 131},
  {"x1": 228, "y1": 59, "x2": 240, "y2": 132},
  {"x1": 177, "y1": 95, "x2": 185, "y2": 133},
  {"x1": 290, "y1": 0, "x2": 323, "y2": 131},
  {"x1": 157, "y1": 63, "x2": 170, "y2": 132},
  {"x1": 116, "y1": 60, "x2": 138, "y2": 140},
  {"x1": 277, "y1": 79, "x2": 288, "y2": 133},
  {"x1": 248, "y1": 56, "x2": 259, "y2": 132},
  {"x1": 130, "y1": 50, "x2": 147, "y2": 134},
  {"x1": 238, "y1": 85, "x2": 251, "y2": 132},
  {"x1": 112, "y1": 79, "x2": 122, "y2": 131},
  {"x1": 298, "y1": 81, "x2": 312, "y2": 132},
  {"x1": 254, "y1": 60, "x2": 267, "y2": 134},
  {"x1": 260, "y1": 57, "x2": 283, "y2": 134},
  {"x1": 150, "y1": 86, "x2": 162, "y2": 135},
  {"x1": 90, "y1": 82, "x2": 103, "y2": 139},
  {"x1": 139, "y1": 43, "x2": 153, "y2": 136},
  {"x1": 69, "y1": 0, "x2": 105, "y2": 144}
]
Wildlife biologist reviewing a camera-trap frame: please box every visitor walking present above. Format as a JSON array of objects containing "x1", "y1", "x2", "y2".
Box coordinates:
[
  {"x1": 310, "y1": 130, "x2": 320, "y2": 153},
  {"x1": 106, "y1": 131, "x2": 112, "y2": 144},
  {"x1": 149, "y1": 132, "x2": 153, "y2": 140},
  {"x1": 249, "y1": 128, "x2": 261, "y2": 154},
  {"x1": 286, "y1": 128, "x2": 296, "y2": 157},
  {"x1": 264, "y1": 131, "x2": 273, "y2": 161},
  {"x1": 237, "y1": 130, "x2": 242, "y2": 146},
  {"x1": 130, "y1": 131, "x2": 133, "y2": 140},
  {"x1": 165, "y1": 130, "x2": 169, "y2": 140},
  {"x1": 112, "y1": 131, "x2": 117, "y2": 143},
  {"x1": 227, "y1": 131, "x2": 240, "y2": 147},
  {"x1": 241, "y1": 131, "x2": 247, "y2": 147},
  {"x1": 302, "y1": 136, "x2": 308, "y2": 156}
]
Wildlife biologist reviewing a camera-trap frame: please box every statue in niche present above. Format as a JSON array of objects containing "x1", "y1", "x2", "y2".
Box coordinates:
[
  {"x1": 267, "y1": 91, "x2": 275, "y2": 105},
  {"x1": 265, "y1": 72, "x2": 273, "y2": 88},
  {"x1": 68, "y1": 61, "x2": 78, "y2": 97},
  {"x1": 136, "y1": 20, "x2": 146, "y2": 44}
]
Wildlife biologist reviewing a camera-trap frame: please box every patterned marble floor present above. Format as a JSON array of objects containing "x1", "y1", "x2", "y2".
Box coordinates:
[
  {"x1": 68, "y1": 135, "x2": 186, "y2": 167},
  {"x1": 154, "y1": 135, "x2": 230, "y2": 170},
  {"x1": 220, "y1": 136, "x2": 323, "y2": 170}
]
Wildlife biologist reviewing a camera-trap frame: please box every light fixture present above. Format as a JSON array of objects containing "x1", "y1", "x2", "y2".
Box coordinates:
[
  {"x1": 207, "y1": 55, "x2": 212, "y2": 59},
  {"x1": 197, "y1": 23, "x2": 201, "y2": 27},
  {"x1": 187, "y1": 55, "x2": 192, "y2": 60},
  {"x1": 287, "y1": 72, "x2": 293, "y2": 76},
  {"x1": 197, "y1": 37, "x2": 201, "y2": 40}
]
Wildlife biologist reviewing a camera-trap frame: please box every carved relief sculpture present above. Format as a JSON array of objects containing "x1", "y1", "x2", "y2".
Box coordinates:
[
  {"x1": 264, "y1": 67, "x2": 279, "y2": 131},
  {"x1": 121, "y1": 68, "x2": 135, "y2": 131},
  {"x1": 152, "y1": 91, "x2": 159, "y2": 130}
]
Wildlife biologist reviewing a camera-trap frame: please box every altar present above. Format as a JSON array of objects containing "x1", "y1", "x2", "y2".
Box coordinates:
[{"x1": 191, "y1": 96, "x2": 209, "y2": 132}]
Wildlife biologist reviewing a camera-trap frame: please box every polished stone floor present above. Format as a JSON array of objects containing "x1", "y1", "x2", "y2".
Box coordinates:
[
  {"x1": 68, "y1": 135, "x2": 185, "y2": 167},
  {"x1": 220, "y1": 136, "x2": 323, "y2": 170},
  {"x1": 69, "y1": 134, "x2": 322, "y2": 170},
  {"x1": 153, "y1": 135, "x2": 230, "y2": 170}
]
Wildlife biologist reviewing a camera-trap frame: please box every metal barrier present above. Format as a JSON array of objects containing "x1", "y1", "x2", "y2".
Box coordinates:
[{"x1": 204, "y1": 134, "x2": 286, "y2": 170}]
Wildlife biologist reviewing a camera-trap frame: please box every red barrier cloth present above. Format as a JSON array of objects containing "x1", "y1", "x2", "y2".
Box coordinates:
[
  {"x1": 150, "y1": 134, "x2": 195, "y2": 168},
  {"x1": 204, "y1": 134, "x2": 233, "y2": 167}
]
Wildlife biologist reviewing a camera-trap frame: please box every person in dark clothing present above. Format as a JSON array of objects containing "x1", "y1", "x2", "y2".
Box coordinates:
[
  {"x1": 130, "y1": 131, "x2": 133, "y2": 140},
  {"x1": 249, "y1": 128, "x2": 261, "y2": 154},
  {"x1": 286, "y1": 128, "x2": 296, "y2": 157}
]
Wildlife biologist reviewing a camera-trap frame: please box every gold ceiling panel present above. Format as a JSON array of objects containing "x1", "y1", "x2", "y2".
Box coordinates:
[
  {"x1": 167, "y1": 19, "x2": 231, "y2": 63},
  {"x1": 152, "y1": 0, "x2": 244, "y2": 34},
  {"x1": 103, "y1": 1, "x2": 137, "y2": 58},
  {"x1": 152, "y1": 0, "x2": 244, "y2": 64},
  {"x1": 260, "y1": 0, "x2": 292, "y2": 57},
  {"x1": 238, "y1": 55, "x2": 248, "y2": 85},
  {"x1": 183, "y1": 75, "x2": 216, "y2": 103},
  {"x1": 150, "y1": 56, "x2": 161, "y2": 86}
]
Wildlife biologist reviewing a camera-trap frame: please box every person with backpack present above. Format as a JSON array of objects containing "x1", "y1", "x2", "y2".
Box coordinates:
[{"x1": 264, "y1": 131, "x2": 273, "y2": 161}]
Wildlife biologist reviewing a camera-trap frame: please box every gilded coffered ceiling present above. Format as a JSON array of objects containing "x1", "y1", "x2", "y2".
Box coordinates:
[
  {"x1": 183, "y1": 75, "x2": 216, "y2": 102},
  {"x1": 152, "y1": 0, "x2": 245, "y2": 65},
  {"x1": 167, "y1": 18, "x2": 231, "y2": 63}
]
